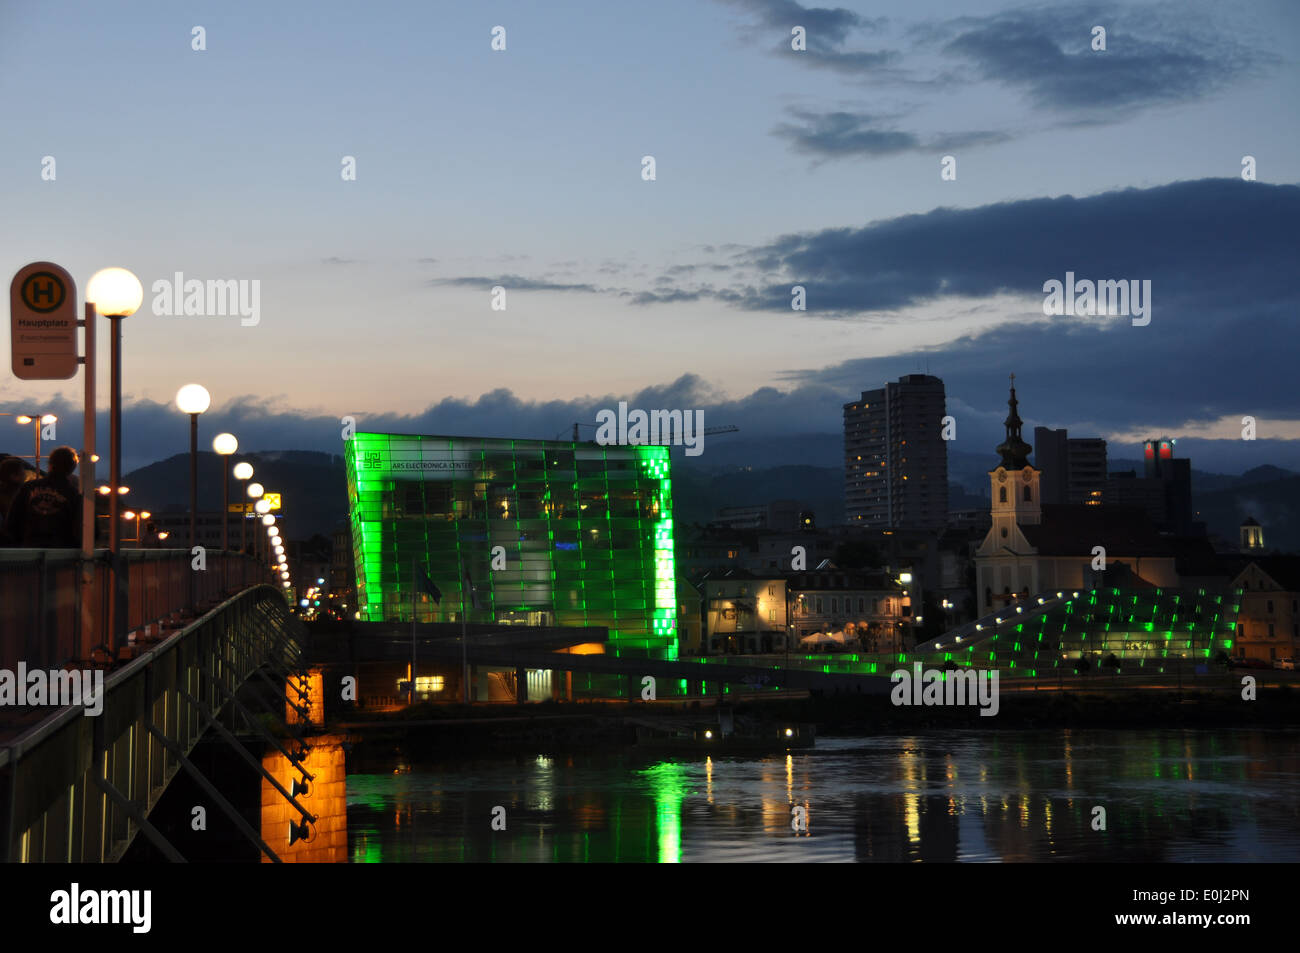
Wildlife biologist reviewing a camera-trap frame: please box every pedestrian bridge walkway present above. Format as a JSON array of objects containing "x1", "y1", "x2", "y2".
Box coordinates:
[{"x1": 1, "y1": 550, "x2": 313, "y2": 862}]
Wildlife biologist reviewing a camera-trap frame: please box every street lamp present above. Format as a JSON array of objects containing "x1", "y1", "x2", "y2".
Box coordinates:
[
  {"x1": 232, "y1": 461, "x2": 253, "y2": 552},
  {"x1": 86, "y1": 268, "x2": 142, "y2": 561},
  {"x1": 175, "y1": 384, "x2": 211, "y2": 551},
  {"x1": 11, "y1": 413, "x2": 57, "y2": 472},
  {"x1": 213, "y1": 433, "x2": 237, "y2": 553}
]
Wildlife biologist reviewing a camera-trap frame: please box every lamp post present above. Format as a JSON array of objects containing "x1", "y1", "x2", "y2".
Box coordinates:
[
  {"x1": 175, "y1": 384, "x2": 211, "y2": 551},
  {"x1": 213, "y1": 434, "x2": 237, "y2": 552},
  {"x1": 87, "y1": 267, "x2": 143, "y2": 651},
  {"x1": 248, "y1": 483, "x2": 264, "y2": 562},
  {"x1": 233, "y1": 461, "x2": 253, "y2": 553},
  {"x1": 11, "y1": 413, "x2": 57, "y2": 472}
]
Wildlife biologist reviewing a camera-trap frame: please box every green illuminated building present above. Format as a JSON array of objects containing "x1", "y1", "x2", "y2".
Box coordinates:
[{"x1": 344, "y1": 433, "x2": 678, "y2": 657}]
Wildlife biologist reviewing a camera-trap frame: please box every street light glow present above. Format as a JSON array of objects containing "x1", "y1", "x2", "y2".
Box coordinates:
[
  {"x1": 233, "y1": 462, "x2": 253, "y2": 481},
  {"x1": 247, "y1": 482, "x2": 264, "y2": 499},
  {"x1": 175, "y1": 383, "x2": 211, "y2": 415},
  {"x1": 87, "y1": 267, "x2": 143, "y2": 317},
  {"x1": 213, "y1": 433, "x2": 238, "y2": 455}
]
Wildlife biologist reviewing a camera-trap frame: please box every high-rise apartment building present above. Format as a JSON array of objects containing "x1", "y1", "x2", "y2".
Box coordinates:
[
  {"x1": 1034, "y1": 428, "x2": 1107, "y2": 505},
  {"x1": 844, "y1": 375, "x2": 949, "y2": 530}
]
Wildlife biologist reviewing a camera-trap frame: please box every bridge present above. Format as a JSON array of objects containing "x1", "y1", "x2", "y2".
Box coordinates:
[{"x1": 0, "y1": 549, "x2": 314, "y2": 863}]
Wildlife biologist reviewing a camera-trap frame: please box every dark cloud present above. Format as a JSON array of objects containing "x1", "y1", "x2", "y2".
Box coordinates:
[
  {"x1": 717, "y1": 0, "x2": 880, "y2": 45},
  {"x1": 724, "y1": 2, "x2": 1261, "y2": 156},
  {"x1": 772, "y1": 106, "x2": 1010, "y2": 158},
  {"x1": 429, "y1": 274, "x2": 602, "y2": 294},
  {"x1": 728, "y1": 178, "x2": 1297, "y2": 315},
  {"x1": 936, "y1": 6, "x2": 1256, "y2": 115},
  {"x1": 716, "y1": 0, "x2": 897, "y2": 75}
]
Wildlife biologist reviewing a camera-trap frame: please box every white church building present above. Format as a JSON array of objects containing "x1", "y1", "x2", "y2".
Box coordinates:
[{"x1": 974, "y1": 378, "x2": 1179, "y2": 613}]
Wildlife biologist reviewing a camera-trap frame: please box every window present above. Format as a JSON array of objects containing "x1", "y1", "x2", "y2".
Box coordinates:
[
  {"x1": 999, "y1": 487, "x2": 1007, "y2": 503},
  {"x1": 831, "y1": 597, "x2": 839, "y2": 614},
  {"x1": 1267, "y1": 600, "x2": 1274, "y2": 614},
  {"x1": 769, "y1": 585, "x2": 776, "y2": 596},
  {"x1": 816, "y1": 597, "x2": 823, "y2": 614},
  {"x1": 1268, "y1": 624, "x2": 1275, "y2": 638},
  {"x1": 1001, "y1": 527, "x2": 1008, "y2": 538},
  {"x1": 872, "y1": 598, "x2": 879, "y2": 613},
  {"x1": 769, "y1": 609, "x2": 776, "y2": 622},
  {"x1": 858, "y1": 597, "x2": 865, "y2": 613},
  {"x1": 1023, "y1": 486, "x2": 1031, "y2": 502}
]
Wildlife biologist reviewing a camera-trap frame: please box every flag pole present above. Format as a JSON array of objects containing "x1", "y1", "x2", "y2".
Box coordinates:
[{"x1": 410, "y1": 556, "x2": 416, "y2": 707}]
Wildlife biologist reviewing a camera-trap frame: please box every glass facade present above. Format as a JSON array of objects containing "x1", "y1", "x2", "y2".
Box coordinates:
[{"x1": 344, "y1": 433, "x2": 677, "y2": 658}]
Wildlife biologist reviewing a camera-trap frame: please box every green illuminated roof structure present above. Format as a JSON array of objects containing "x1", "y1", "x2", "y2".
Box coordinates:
[
  {"x1": 344, "y1": 433, "x2": 677, "y2": 658},
  {"x1": 729, "y1": 586, "x2": 1237, "y2": 680}
]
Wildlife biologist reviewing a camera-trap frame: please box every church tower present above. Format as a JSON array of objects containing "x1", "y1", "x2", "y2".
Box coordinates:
[
  {"x1": 990, "y1": 374, "x2": 1041, "y2": 532},
  {"x1": 976, "y1": 377, "x2": 1043, "y2": 609}
]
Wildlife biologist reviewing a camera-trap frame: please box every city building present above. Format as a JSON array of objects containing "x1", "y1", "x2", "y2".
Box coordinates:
[
  {"x1": 700, "y1": 566, "x2": 913, "y2": 655},
  {"x1": 330, "y1": 520, "x2": 356, "y2": 613},
  {"x1": 1240, "y1": 516, "x2": 1265, "y2": 551},
  {"x1": 975, "y1": 381, "x2": 1179, "y2": 612},
  {"x1": 711, "y1": 499, "x2": 803, "y2": 531},
  {"x1": 151, "y1": 509, "x2": 258, "y2": 551},
  {"x1": 1034, "y1": 427, "x2": 1107, "y2": 505},
  {"x1": 1105, "y1": 437, "x2": 1197, "y2": 535},
  {"x1": 844, "y1": 374, "x2": 949, "y2": 530},
  {"x1": 344, "y1": 432, "x2": 678, "y2": 658},
  {"x1": 1228, "y1": 556, "x2": 1300, "y2": 663}
]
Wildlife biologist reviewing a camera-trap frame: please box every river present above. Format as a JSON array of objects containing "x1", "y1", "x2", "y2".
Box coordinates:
[{"x1": 338, "y1": 728, "x2": 1300, "y2": 862}]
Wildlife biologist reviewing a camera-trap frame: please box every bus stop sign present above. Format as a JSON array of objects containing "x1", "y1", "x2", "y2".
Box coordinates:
[{"x1": 10, "y1": 261, "x2": 78, "y2": 380}]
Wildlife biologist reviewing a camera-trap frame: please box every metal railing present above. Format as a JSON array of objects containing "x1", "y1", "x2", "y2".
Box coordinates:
[
  {"x1": 0, "y1": 584, "x2": 304, "y2": 862},
  {"x1": 0, "y1": 548, "x2": 274, "y2": 673}
]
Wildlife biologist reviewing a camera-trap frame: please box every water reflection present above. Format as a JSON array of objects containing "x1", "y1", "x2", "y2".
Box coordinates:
[{"x1": 342, "y1": 729, "x2": 1300, "y2": 862}]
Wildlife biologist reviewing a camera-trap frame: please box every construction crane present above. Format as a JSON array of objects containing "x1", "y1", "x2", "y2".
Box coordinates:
[{"x1": 558, "y1": 421, "x2": 739, "y2": 443}]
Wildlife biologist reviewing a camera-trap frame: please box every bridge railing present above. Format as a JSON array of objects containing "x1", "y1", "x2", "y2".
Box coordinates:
[
  {"x1": 0, "y1": 548, "x2": 275, "y2": 673},
  {"x1": 0, "y1": 584, "x2": 303, "y2": 863}
]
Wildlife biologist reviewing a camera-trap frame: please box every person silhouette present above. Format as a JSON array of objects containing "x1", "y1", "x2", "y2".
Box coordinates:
[{"x1": 6, "y1": 446, "x2": 82, "y2": 547}]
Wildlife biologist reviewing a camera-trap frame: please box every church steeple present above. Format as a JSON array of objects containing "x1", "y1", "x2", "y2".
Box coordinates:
[{"x1": 996, "y1": 374, "x2": 1032, "y2": 469}]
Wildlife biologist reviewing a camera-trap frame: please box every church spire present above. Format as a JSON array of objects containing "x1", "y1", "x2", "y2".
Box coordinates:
[{"x1": 996, "y1": 373, "x2": 1032, "y2": 469}]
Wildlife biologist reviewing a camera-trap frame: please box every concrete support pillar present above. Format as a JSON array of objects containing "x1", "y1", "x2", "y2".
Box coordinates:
[{"x1": 516, "y1": 666, "x2": 527, "y2": 704}]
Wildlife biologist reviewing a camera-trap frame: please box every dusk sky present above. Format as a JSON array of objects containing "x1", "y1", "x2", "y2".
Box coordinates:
[{"x1": 2, "y1": 0, "x2": 1297, "y2": 473}]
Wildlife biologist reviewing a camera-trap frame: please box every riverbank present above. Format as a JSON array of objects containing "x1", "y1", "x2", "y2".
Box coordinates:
[{"x1": 316, "y1": 681, "x2": 1300, "y2": 753}]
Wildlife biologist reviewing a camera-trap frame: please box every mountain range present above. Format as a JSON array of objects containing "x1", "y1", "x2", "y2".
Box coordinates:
[{"x1": 105, "y1": 447, "x2": 1299, "y2": 552}]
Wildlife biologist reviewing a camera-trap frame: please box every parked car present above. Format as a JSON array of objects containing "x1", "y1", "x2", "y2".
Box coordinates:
[
  {"x1": 1274, "y1": 658, "x2": 1296, "y2": 671},
  {"x1": 1230, "y1": 658, "x2": 1272, "y2": 669}
]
